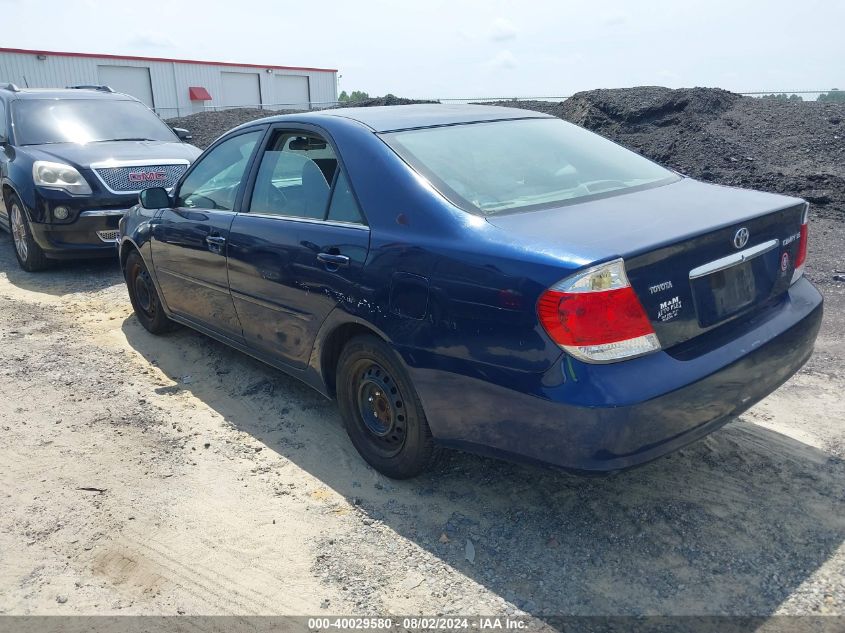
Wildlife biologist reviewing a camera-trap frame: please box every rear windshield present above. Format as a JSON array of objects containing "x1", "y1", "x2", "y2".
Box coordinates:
[
  {"x1": 12, "y1": 98, "x2": 178, "y2": 145},
  {"x1": 382, "y1": 118, "x2": 680, "y2": 215}
]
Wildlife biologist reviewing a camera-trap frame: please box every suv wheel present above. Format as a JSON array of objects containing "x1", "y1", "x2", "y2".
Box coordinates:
[
  {"x1": 336, "y1": 335, "x2": 440, "y2": 479},
  {"x1": 124, "y1": 250, "x2": 174, "y2": 334},
  {"x1": 8, "y1": 195, "x2": 49, "y2": 272}
]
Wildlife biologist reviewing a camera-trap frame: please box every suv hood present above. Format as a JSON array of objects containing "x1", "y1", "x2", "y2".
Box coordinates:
[{"x1": 24, "y1": 140, "x2": 201, "y2": 169}]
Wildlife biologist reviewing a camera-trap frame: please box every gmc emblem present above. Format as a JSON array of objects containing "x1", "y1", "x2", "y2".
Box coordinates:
[{"x1": 128, "y1": 171, "x2": 167, "y2": 183}]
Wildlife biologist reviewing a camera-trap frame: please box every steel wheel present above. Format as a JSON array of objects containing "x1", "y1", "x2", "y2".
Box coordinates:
[
  {"x1": 133, "y1": 267, "x2": 157, "y2": 320},
  {"x1": 336, "y1": 335, "x2": 440, "y2": 478},
  {"x1": 355, "y1": 362, "x2": 407, "y2": 456},
  {"x1": 10, "y1": 203, "x2": 28, "y2": 262},
  {"x1": 124, "y1": 249, "x2": 174, "y2": 335}
]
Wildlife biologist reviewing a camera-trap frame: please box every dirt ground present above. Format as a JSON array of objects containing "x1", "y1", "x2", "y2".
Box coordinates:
[{"x1": 0, "y1": 213, "x2": 843, "y2": 620}]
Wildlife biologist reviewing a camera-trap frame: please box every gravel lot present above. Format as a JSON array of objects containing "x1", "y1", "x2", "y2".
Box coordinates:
[{"x1": 0, "y1": 90, "x2": 843, "y2": 622}]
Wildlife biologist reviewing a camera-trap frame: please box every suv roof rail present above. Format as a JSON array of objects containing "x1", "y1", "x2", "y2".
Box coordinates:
[
  {"x1": 0, "y1": 82, "x2": 20, "y2": 92},
  {"x1": 66, "y1": 84, "x2": 115, "y2": 93}
]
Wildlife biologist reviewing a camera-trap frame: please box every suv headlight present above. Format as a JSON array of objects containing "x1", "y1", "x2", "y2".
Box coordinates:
[{"x1": 33, "y1": 161, "x2": 92, "y2": 195}]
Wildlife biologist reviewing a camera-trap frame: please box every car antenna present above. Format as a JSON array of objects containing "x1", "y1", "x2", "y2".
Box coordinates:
[{"x1": 21, "y1": 75, "x2": 29, "y2": 88}]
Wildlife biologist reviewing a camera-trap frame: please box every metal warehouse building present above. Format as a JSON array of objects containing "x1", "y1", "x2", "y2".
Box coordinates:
[{"x1": 0, "y1": 47, "x2": 338, "y2": 118}]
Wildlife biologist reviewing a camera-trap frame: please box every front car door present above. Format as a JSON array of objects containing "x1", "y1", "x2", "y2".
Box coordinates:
[
  {"x1": 0, "y1": 98, "x2": 9, "y2": 227},
  {"x1": 226, "y1": 125, "x2": 370, "y2": 368},
  {"x1": 150, "y1": 127, "x2": 265, "y2": 340}
]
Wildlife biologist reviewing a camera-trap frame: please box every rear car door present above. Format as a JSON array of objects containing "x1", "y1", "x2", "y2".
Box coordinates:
[
  {"x1": 226, "y1": 126, "x2": 370, "y2": 368},
  {"x1": 150, "y1": 127, "x2": 265, "y2": 340}
]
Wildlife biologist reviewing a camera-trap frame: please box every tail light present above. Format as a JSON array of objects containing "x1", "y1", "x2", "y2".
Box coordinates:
[
  {"x1": 790, "y1": 203, "x2": 809, "y2": 285},
  {"x1": 537, "y1": 259, "x2": 660, "y2": 363}
]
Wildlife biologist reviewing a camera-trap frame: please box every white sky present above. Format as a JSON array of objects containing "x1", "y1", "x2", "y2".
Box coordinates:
[{"x1": 2, "y1": 0, "x2": 843, "y2": 98}]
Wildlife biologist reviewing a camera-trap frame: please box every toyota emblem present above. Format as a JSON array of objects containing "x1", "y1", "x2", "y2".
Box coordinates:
[{"x1": 733, "y1": 227, "x2": 749, "y2": 249}]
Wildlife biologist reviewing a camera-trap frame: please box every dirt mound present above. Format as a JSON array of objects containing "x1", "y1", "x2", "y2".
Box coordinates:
[
  {"x1": 485, "y1": 88, "x2": 845, "y2": 214},
  {"x1": 167, "y1": 97, "x2": 437, "y2": 149},
  {"x1": 167, "y1": 108, "x2": 291, "y2": 149},
  {"x1": 559, "y1": 86, "x2": 740, "y2": 130},
  {"x1": 337, "y1": 94, "x2": 438, "y2": 108}
]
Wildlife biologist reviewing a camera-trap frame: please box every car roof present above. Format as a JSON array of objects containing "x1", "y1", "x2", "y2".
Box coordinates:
[
  {"x1": 254, "y1": 103, "x2": 555, "y2": 133},
  {"x1": 0, "y1": 87, "x2": 135, "y2": 101}
]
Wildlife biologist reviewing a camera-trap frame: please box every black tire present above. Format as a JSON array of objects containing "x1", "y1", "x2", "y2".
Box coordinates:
[
  {"x1": 124, "y1": 249, "x2": 174, "y2": 335},
  {"x1": 8, "y1": 193, "x2": 49, "y2": 272},
  {"x1": 336, "y1": 334, "x2": 440, "y2": 479}
]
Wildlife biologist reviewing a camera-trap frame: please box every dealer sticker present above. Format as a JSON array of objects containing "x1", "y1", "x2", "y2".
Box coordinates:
[{"x1": 657, "y1": 296, "x2": 683, "y2": 322}]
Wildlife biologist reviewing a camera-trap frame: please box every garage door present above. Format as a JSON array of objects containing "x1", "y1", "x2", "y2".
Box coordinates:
[
  {"x1": 221, "y1": 72, "x2": 261, "y2": 107},
  {"x1": 97, "y1": 65, "x2": 154, "y2": 108},
  {"x1": 275, "y1": 75, "x2": 310, "y2": 109}
]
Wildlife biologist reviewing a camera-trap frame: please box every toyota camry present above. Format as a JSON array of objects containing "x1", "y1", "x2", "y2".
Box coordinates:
[{"x1": 118, "y1": 104, "x2": 823, "y2": 478}]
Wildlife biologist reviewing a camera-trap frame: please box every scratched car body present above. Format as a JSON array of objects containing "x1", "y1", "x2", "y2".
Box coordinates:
[{"x1": 118, "y1": 104, "x2": 823, "y2": 478}]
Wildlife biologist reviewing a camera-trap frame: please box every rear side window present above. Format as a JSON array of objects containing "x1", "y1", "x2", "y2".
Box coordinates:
[
  {"x1": 0, "y1": 100, "x2": 6, "y2": 139},
  {"x1": 327, "y1": 170, "x2": 364, "y2": 224},
  {"x1": 249, "y1": 130, "x2": 364, "y2": 224}
]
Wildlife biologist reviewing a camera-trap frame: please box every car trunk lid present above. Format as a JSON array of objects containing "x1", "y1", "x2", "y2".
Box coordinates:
[{"x1": 487, "y1": 178, "x2": 807, "y2": 350}]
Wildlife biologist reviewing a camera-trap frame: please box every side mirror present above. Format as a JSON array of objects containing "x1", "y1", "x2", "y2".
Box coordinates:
[
  {"x1": 139, "y1": 187, "x2": 171, "y2": 209},
  {"x1": 172, "y1": 127, "x2": 193, "y2": 141}
]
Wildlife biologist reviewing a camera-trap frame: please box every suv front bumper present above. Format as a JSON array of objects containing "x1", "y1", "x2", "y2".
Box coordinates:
[{"x1": 29, "y1": 208, "x2": 127, "y2": 259}]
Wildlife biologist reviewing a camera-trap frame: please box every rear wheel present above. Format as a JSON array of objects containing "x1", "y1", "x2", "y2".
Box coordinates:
[
  {"x1": 8, "y1": 195, "x2": 49, "y2": 272},
  {"x1": 124, "y1": 249, "x2": 174, "y2": 334},
  {"x1": 336, "y1": 335, "x2": 439, "y2": 479}
]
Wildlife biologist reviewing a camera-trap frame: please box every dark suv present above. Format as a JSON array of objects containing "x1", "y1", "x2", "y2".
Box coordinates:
[{"x1": 0, "y1": 84, "x2": 200, "y2": 271}]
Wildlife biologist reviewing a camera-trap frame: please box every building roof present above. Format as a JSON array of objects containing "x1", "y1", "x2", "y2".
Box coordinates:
[
  {"x1": 0, "y1": 86, "x2": 134, "y2": 100},
  {"x1": 0, "y1": 47, "x2": 337, "y2": 73},
  {"x1": 301, "y1": 104, "x2": 553, "y2": 132}
]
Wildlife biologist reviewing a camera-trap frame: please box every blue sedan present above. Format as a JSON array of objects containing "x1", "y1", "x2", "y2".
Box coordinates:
[{"x1": 118, "y1": 104, "x2": 823, "y2": 478}]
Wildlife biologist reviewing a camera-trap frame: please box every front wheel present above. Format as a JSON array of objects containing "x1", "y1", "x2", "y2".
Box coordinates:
[
  {"x1": 9, "y1": 196, "x2": 49, "y2": 272},
  {"x1": 124, "y1": 249, "x2": 174, "y2": 335},
  {"x1": 336, "y1": 335, "x2": 439, "y2": 479}
]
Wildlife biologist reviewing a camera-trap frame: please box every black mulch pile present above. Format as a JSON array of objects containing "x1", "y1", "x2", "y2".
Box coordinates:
[{"x1": 485, "y1": 86, "x2": 845, "y2": 214}]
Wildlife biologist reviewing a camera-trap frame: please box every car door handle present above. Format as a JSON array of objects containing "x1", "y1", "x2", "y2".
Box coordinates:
[
  {"x1": 317, "y1": 252, "x2": 350, "y2": 267},
  {"x1": 205, "y1": 235, "x2": 226, "y2": 254}
]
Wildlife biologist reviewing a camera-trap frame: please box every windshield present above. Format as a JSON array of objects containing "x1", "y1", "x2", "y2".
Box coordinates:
[
  {"x1": 382, "y1": 118, "x2": 680, "y2": 215},
  {"x1": 12, "y1": 98, "x2": 178, "y2": 145}
]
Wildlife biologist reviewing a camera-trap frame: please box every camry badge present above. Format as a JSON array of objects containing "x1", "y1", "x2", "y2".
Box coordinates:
[{"x1": 733, "y1": 227, "x2": 749, "y2": 249}]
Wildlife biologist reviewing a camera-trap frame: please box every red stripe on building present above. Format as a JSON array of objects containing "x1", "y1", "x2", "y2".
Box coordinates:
[{"x1": 0, "y1": 47, "x2": 337, "y2": 73}]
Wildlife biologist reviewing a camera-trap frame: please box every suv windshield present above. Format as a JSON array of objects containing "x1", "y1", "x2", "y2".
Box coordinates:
[
  {"x1": 382, "y1": 118, "x2": 680, "y2": 215},
  {"x1": 12, "y1": 98, "x2": 178, "y2": 145}
]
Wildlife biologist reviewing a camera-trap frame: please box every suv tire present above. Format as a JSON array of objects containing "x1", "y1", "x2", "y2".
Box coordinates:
[{"x1": 8, "y1": 194, "x2": 49, "y2": 272}]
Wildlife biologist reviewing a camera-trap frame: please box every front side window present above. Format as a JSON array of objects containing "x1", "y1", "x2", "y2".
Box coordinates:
[
  {"x1": 12, "y1": 98, "x2": 178, "y2": 145},
  {"x1": 0, "y1": 100, "x2": 6, "y2": 139},
  {"x1": 382, "y1": 118, "x2": 680, "y2": 215},
  {"x1": 249, "y1": 130, "x2": 363, "y2": 224},
  {"x1": 177, "y1": 130, "x2": 262, "y2": 211}
]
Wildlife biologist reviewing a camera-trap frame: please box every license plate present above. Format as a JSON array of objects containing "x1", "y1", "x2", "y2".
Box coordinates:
[
  {"x1": 710, "y1": 262, "x2": 755, "y2": 316},
  {"x1": 692, "y1": 261, "x2": 757, "y2": 327}
]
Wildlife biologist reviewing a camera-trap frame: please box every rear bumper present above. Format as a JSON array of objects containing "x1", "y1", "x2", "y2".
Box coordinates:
[
  {"x1": 409, "y1": 277, "x2": 823, "y2": 472},
  {"x1": 29, "y1": 209, "x2": 126, "y2": 259}
]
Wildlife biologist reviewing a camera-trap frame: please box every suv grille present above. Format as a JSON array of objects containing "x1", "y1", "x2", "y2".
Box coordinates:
[{"x1": 93, "y1": 164, "x2": 187, "y2": 193}]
